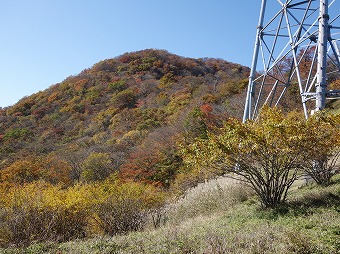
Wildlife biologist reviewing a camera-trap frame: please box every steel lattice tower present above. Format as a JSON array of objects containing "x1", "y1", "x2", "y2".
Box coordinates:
[{"x1": 243, "y1": 0, "x2": 340, "y2": 122}]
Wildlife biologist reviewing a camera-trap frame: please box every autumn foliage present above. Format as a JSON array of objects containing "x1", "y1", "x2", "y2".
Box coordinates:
[
  {"x1": 183, "y1": 107, "x2": 340, "y2": 208},
  {"x1": 0, "y1": 49, "x2": 338, "y2": 247},
  {"x1": 0, "y1": 49, "x2": 249, "y2": 186},
  {"x1": 0, "y1": 178, "x2": 164, "y2": 247}
]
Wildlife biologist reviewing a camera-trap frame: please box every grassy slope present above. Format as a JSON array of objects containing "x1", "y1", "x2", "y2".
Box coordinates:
[{"x1": 1, "y1": 176, "x2": 339, "y2": 254}]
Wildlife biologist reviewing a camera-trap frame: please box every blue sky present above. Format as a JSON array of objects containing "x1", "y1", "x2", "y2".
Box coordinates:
[{"x1": 0, "y1": 1, "x2": 274, "y2": 107}]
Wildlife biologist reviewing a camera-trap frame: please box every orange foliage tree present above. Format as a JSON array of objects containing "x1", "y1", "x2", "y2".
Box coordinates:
[{"x1": 0, "y1": 155, "x2": 72, "y2": 187}]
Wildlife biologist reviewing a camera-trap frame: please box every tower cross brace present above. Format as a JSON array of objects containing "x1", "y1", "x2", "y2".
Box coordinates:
[{"x1": 243, "y1": 0, "x2": 340, "y2": 122}]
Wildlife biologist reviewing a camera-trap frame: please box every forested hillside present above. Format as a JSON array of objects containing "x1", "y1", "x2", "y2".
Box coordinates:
[
  {"x1": 0, "y1": 49, "x2": 249, "y2": 187},
  {"x1": 0, "y1": 50, "x2": 339, "y2": 252}
]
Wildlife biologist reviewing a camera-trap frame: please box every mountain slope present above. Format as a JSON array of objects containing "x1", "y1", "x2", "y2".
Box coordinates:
[
  {"x1": 0, "y1": 50, "x2": 339, "y2": 251},
  {"x1": 0, "y1": 49, "x2": 249, "y2": 186}
]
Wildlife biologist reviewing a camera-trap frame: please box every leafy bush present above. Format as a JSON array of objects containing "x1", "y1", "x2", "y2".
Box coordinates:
[
  {"x1": 89, "y1": 180, "x2": 165, "y2": 236},
  {"x1": 183, "y1": 107, "x2": 332, "y2": 208},
  {"x1": 300, "y1": 112, "x2": 340, "y2": 185},
  {"x1": 0, "y1": 178, "x2": 165, "y2": 247},
  {"x1": 3, "y1": 128, "x2": 29, "y2": 141},
  {"x1": 0, "y1": 182, "x2": 91, "y2": 247},
  {"x1": 80, "y1": 152, "x2": 113, "y2": 182},
  {"x1": 0, "y1": 155, "x2": 72, "y2": 186},
  {"x1": 110, "y1": 89, "x2": 137, "y2": 109},
  {"x1": 109, "y1": 80, "x2": 127, "y2": 93}
]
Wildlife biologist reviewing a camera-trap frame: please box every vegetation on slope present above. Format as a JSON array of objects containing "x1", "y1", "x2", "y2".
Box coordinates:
[
  {"x1": 0, "y1": 107, "x2": 339, "y2": 251},
  {"x1": 0, "y1": 49, "x2": 251, "y2": 248},
  {"x1": 1, "y1": 176, "x2": 339, "y2": 254},
  {"x1": 0, "y1": 49, "x2": 249, "y2": 188},
  {"x1": 0, "y1": 49, "x2": 339, "y2": 251},
  {"x1": 184, "y1": 107, "x2": 340, "y2": 208}
]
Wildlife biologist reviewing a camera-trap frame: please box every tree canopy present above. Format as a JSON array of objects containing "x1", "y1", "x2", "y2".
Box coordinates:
[{"x1": 184, "y1": 107, "x2": 340, "y2": 208}]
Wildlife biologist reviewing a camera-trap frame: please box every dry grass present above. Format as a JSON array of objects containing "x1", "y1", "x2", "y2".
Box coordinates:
[
  {"x1": 163, "y1": 177, "x2": 253, "y2": 225},
  {"x1": 1, "y1": 175, "x2": 339, "y2": 254}
]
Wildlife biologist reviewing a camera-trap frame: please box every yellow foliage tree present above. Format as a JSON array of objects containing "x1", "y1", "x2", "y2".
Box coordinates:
[
  {"x1": 301, "y1": 112, "x2": 340, "y2": 185},
  {"x1": 183, "y1": 107, "x2": 340, "y2": 208}
]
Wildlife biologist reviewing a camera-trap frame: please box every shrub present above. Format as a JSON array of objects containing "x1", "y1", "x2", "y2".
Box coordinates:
[
  {"x1": 92, "y1": 197, "x2": 145, "y2": 235},
  {"x1": 109, "y1": 80, "x2": 127, "y2": 93},
  {"x1": 0, "y1": 179, "x2": 165, "y2": 247},
  {"x1": 0, "y1": 155, "x2": 72, "y2": 186},
  {"x1": 0, "y1": 182, "x2": 92, "y2": 247},
  {"x1": 3, "y1": 128, "x2": 29, "y2": 142},
  {"x1": 90, "y1": 180, "x2": 165, "y2": 236},
  {"x1": 183, "y1": 107, "x2": 312, "y2": 208},
  {"x1": 80, "y1": 152, "x2": 113, "y2": 182},
  {"x1": 301, "y1": 112, "x2": 340, "y2": 185},
  {"x1": 110, "y1": 89, "x2": 137, "y2": 109}
]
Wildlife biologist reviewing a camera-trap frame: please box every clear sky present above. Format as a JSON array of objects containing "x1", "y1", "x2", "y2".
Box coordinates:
[{"x1": 0, "y1": 1, "x2": 285, "y2": 107}]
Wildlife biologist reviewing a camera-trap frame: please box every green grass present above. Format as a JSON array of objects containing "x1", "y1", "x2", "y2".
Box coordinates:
[{"x1": 1, "y1": 176, "x2": 339, "y2": 254}]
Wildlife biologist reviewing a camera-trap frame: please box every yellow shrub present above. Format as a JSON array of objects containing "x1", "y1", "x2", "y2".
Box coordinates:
[
  {"x1": 0, "y1": 181, "x2": 93, "y2": 247},
  {"x1": 0, "y1": 178, "x2": 166, "y2": 246},
  {"x1": 88, "y1": 179, "x2": 165, "y2": 235}
]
